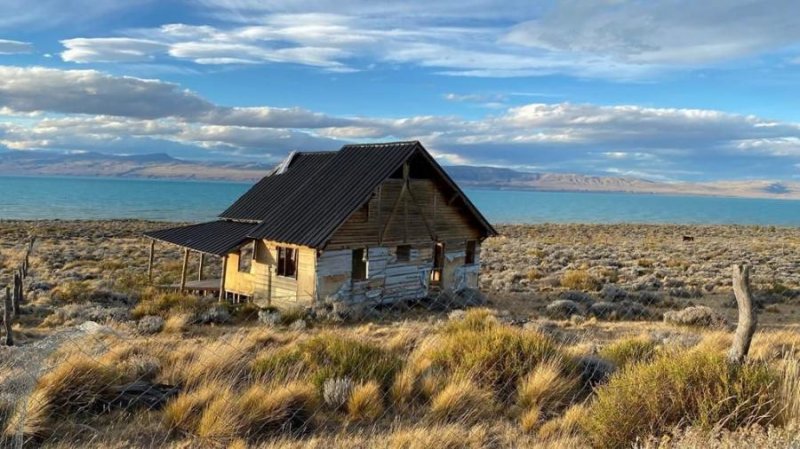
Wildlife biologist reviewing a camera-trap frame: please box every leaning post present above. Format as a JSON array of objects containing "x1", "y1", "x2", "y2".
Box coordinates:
[
  {"x1": 4, "y1": 287, "x2": 13, "y2": 346},
  {"x1": 728, "y1": 264, "x2": 757, "y2": 364}
]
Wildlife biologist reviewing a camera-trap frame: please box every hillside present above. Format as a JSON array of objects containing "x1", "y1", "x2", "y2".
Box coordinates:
[{"x1": 1, "y1": 151, "x2": 800, "y2": 200}]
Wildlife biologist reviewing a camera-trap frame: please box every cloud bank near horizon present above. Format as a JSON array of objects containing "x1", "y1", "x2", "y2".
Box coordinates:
[{"x1": 1, "y1": 66, "x2": 799, "y2": 181}]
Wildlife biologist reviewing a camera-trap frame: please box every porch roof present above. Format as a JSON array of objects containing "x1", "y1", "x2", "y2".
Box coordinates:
[{"x1": 144, "y1": 220, "x2": 255, "y2": 256}]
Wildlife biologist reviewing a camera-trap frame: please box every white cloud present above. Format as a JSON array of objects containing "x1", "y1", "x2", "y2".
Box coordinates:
[
  {"x1": 61, "y1": 38, "x2": 166, "y2": 63},
  {"x1": 54, "y1": 1, "x2": 800, "y2": 79},
  {"x1": 2, "y1": 66, "x2": 800, "y2": 179},
  {"x1": 0, "y1": 39, "x2": 33, "y2": 54}
]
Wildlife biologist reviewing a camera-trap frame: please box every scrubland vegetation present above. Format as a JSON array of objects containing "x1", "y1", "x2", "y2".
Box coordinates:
[{"x1": 2, "y1": 220, "x2": 800, "y2": 447}]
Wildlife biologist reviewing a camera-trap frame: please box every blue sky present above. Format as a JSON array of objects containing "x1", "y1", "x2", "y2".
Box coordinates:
[{"x1": 0, "y1": 0, "x2": 799, "y2": 181}]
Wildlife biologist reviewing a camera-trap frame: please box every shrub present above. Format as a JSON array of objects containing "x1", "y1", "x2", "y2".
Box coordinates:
[
  {"x1": 51, "y1": 281, "x2": 94, "y2": 303},
  {"x1": 409, "y1": 309, "x2": 562, "y2": 398},
  {"x1": 323, "y1": 377, "x2": 354, "y2": 411},
  {"x1": 7, "y1": 353, "x2": 125, "y2": 438},
  {"x1": 169, "y1": 382, "x2": 317, "y2": 442},
  {"x1": 429, "y1": 380, "x2": 497, "y2": 424},
  {"x1": 131, "y1": 293, "x2": 205, "y2": 319},
  {"x1": 252, "y1": 334, "x2": 402, "y2": 391},
  {"x1": 664, "y1": 306, "x2": 728, "y2": 328},
  {"x1": 347, "y1": 381, "x2": 383, "y2": 422},
  {"x1": 560, "y1": 270, "x2": 600, "y2": 291},
  {"x1": 598, "y1": 336, "x2": 658, "y2": 367},
  {"x1": 517, "y1": 360, "x2": 579, "y2": 414},
  {"x1": 545, "y1": 299, "x2": 581, "y2": 319},
  {"x1": 582, "y1": 349, "x2": 779, "y2": 448},
  {"x1": 137, "y1": 315, "x2": 165, "y2": 334}
]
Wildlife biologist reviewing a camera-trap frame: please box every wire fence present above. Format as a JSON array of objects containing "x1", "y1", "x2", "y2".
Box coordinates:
[{"x1": 2, "y1": 224, "x2": 800, "y2": 448}]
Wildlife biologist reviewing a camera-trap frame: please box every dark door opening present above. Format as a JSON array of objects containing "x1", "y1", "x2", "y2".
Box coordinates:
[{"x1": 431, "y1": 242, "x2": 444, "y2": 284}]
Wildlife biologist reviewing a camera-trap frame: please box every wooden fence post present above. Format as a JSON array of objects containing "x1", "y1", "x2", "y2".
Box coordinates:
[
  {"x1": 198, "y1": 253, "x2": 205, "y2": 281},
  {"x1": 729, "y1": 264, "x2": 757, "y2": 364},
  {"x1": 147, "y1": 239, "x2": 155, "y2": 284},
  {"x1": 180, "y1": 248, "x2": 189, "y2": 294},
  {"x1": 218, "y1": 255, "x2": 228, "y2": 302},
  {"x1": 4, "y1": 287, "x2": 12, "y2": 346},
  {"x1": 12, "y1": 272, "x2": 21, "y2": 318}
]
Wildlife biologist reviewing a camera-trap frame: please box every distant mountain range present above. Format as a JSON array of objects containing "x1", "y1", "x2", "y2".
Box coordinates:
[{"x1": 1, "y1": 150, "x2": 799, "y2": 200}]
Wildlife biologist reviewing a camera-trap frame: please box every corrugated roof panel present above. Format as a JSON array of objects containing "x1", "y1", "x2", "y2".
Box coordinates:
[
  {"x1": 219, "y1": 151, "x2": 336, "y2": 221},
  {"x1": 144, "y1": 220, "x2": 256, "y2": 255}
]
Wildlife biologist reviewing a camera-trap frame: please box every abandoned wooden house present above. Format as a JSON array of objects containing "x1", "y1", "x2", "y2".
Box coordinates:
[{"x1": 144, "y1": 141, "x2": 497, "y2": 310}]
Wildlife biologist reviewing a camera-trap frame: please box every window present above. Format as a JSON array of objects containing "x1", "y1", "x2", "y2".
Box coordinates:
[
  {"x1": 238, "y1": 241, "x2": 254, "y2": 273},
  {"x1": 396, "y1": 245, "x2": 411, "y2": 262},
  {"x1": 352, "y1": 248, "x2": 368, "y2": 280},
  {"x1": 465, "y1": 240, "x2": 477, "y2": 265},
  {"x1": 277, "y1": 246, "x2": 297, "y2": 278}
]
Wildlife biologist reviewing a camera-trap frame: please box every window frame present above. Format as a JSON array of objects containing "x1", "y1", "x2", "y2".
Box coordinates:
[{"x1": 276, "y1": 246, "x2": 298, "y2": 279}]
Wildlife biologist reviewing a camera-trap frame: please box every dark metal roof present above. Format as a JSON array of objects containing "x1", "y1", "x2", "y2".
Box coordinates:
[
  {"x1": 219, "y1": 151, "x2": 336, "y2": 221},
  {"x1": 247, "y1": 141, "x2": 421, "y2": 247},
  {"x1": 144, "y1": 220, "x2": 256, "y2": 256},
  {"x1": 146, "y1": 141, "x2": 496, "y2": 251}
]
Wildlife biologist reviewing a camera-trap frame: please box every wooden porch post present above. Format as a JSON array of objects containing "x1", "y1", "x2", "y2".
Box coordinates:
[
  {"x1": 218, "y1": 255, "x2": 228, "y2": 302},
  {"x1": 147, "y1": 239, "x2": 155, "y2": 283},
  {"x1": 180, "y1": 248, "x2": 189, "y2": 293},
  {"x1": 198, "y1": 253, "x2": 205, "y2": 281}
]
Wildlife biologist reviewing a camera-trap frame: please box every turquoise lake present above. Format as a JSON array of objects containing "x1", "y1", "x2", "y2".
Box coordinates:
[{"x1": 2, "y1": 175, "x2": 800, "y2": 225}]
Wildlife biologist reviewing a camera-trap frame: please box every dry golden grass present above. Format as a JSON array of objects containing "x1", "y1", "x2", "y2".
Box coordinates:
[
  {"x1": 517, "y1": 359, "x2": 579, "y2": 413},
  {"x1": 347, "y1": 381, "x2": 383, "y2": 422},
  {"x1": 559, "y1": 270, "x2": 600, "y2": 291},
  {"x1": 428, "y1": 379, "x2": 498, "y2": 424}
]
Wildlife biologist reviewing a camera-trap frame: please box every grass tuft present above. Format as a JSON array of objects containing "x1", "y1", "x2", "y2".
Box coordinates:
[
  {"x1": 346, "y1": 381, "x2": 383, "y2": 422},
  {"x1": 429, "y1": 379, "x2": 497, "y2": 424}
]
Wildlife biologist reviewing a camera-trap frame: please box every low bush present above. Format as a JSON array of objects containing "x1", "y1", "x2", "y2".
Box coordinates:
[
  {"x1": 429, "y1": 379, "x2": 497, "y2": 424},
  {"x1": 252, "y1": 334, "x2": 402, "y2": 391},
  {"x1": 598, "y1": 336, "x2": 658, "y2": 367},
  {"x1": 347, "y1": 381, "x2": 383, "y2": 422},
  {"x1": 407, "y1": 308, "x2": 562, "y2": 399},
  {"x1": 582, "y1": 349, "x2": 779, "y2": 448},
  {"x1": 560, "y1": 270, "x2": 600, "y2": 291},
  {"x1": 131, "y1": 293, "x2": 205, "y2": 319},
  {"x1": 517, "y1": 360, "x2": 579, "y2": 415},
  {"x1": 7, "y1": 353, "x2": 128, "y2": 438},
  {"x1": 50, "y1": 281, "x2": 94, "y2": 303}
]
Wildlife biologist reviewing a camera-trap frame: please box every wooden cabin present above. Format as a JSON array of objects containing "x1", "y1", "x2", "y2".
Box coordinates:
[{"x1": 145, "y1": 141, "x2": 497, "y2": 311}]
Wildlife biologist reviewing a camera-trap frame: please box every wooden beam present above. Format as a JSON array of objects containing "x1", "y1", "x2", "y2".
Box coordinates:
[
  {"x1": 406, "y1": 186, "x2": 436, "y2": 241},
  {"x1": 218, "y1": 255, "x2": 228, "y2": 302},
  {"x1": 198, "y1": 253, "x2": 205, "y2": 281},
  {"x1": 147, "y1": 239, "x2": 155, "y2": 283},
  {"x1": 379, "y1": 183, "x2": 406, "y2": 245},
  {"x1": 447, "y1": 192, "x2": 461, "y2": 205},
  {"x1": 179, "y1": 248, "x2": 189, "y2": 294}
]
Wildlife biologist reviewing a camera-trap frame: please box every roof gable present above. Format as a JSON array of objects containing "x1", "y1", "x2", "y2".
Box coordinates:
[{"x1": 219, "y1": 141, "x2": 496, "y2": 248}]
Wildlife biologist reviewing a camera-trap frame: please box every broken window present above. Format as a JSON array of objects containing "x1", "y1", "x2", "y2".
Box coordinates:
[
  {"x1": 277, "y1": 246, "x2": 297, "y2": 278},
  {"x1": 465, "y1": 240, "x2": 477, "y2": 265},
  {"x1": 352, "y1": 248, "x2": 368, "y2": 280},
  {"x1": 238, "y1": 241, "x2": 254, "y2": 273},
  {"x1": 396, "y1": 245, "x2": 411, "y2": 262}
]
